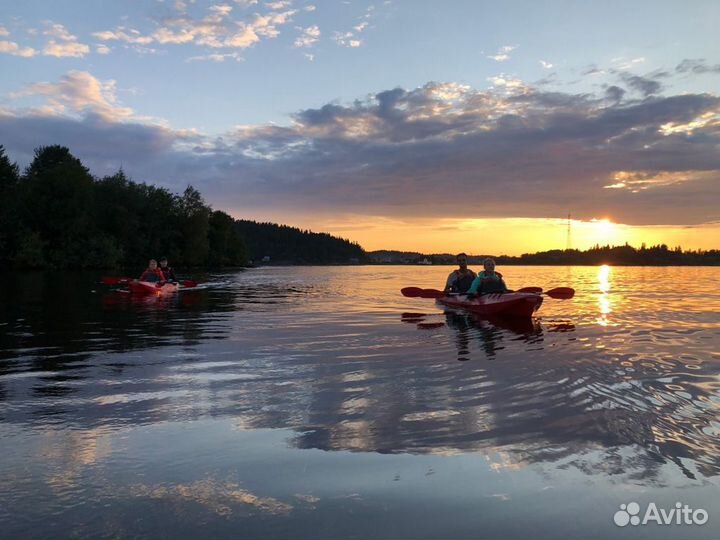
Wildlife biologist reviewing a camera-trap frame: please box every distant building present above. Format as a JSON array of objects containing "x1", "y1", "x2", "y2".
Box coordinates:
[
  {"x1": 261, "y1": 255, "x2": 271, "y2": 263},
  {"x1": 418, "y1": 258, "x2": 432, "y2": 265}
]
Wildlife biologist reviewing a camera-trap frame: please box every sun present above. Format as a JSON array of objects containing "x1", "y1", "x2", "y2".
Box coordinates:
[{"x1": 591, "y1": 218, "x2": 616, "y2": 243}]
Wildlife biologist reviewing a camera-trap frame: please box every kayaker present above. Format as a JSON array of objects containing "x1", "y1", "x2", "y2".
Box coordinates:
[
  {"x1": 139, "y1": 259, "x2": 166, "y2": 283},
  {"x1": 445, "y1": 253, "x2": 477, "y2": 293},
  {"x1": 159, "y1": 257, "x2": 177, "y2": 282},
  {"x1": 466, "y1": 258, "x2": 508, "y2": 295}
]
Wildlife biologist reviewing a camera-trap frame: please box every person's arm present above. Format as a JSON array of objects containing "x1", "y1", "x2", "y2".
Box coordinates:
[
  {"x1": 445, "y1": 272, "x2": 457, "y2": 292},
  {"x1": 466, "y1": 275, "x2": 481, "y2": 295}
]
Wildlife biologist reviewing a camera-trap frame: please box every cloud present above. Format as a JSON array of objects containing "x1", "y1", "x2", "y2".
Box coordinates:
[
  {"x1": 333, "y1": 31, "x2": 361, "y2": 48},
  {"x1": 2, "y1": 74, "x2": 720, "y2": 227},
  {"x1": 0, "y1": 40, "x2": 37, "y2": 57},
  {"x1": 617, "y1": 73, "x2": 662, "y2": 97},
  {"x1": 676, "y1": 58, "x2": 720, "y2": 75},
  {"x1": 91, "y1": 3, "x2": 299, "y2": 52},
  {"x1": 487, "y1": 45, "x2": 516, "y2": 62},
  {"x1": 539, "y1": 60, "x2": 553, "y2": 69},
  {"x1": 43, "y1": 40, "x2": 90, "y2": 57},
  {"x1": 10, "y1": 71, "x2": 135, "y2": 121},
  {"x1": 0, "y1": 26, "x2": 11, "y2": 37},
  {"x1": 294, "y1": 25, "x2": 320, "y2": 48},
  {"x1": 95, "y1": 44, "x2": 111, "y2": 55},
  {"x1": 41, "y1": 22, "x2": 91, "y2": 57},
  {"x1": 186, "y1": 52, "x2": 243, "y2": 62}
]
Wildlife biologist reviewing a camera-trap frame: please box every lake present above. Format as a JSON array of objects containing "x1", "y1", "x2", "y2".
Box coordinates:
[{"x1": 1, "y1": 265, "x2": 719, "y2": 540}]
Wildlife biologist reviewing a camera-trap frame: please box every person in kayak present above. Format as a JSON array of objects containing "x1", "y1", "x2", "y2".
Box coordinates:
[
  {"x1": 466, "y1": 258, "x2": 508, "y2": 295},
  {"x1": 139, "y1": 259, "x2": 166, "y2": 283},
  {"x1": 159, "y1": 257, "x2": 177, "y2": 282},
  {"x1": 445, "y1": 253, "x2": 477, "y2": 293}
]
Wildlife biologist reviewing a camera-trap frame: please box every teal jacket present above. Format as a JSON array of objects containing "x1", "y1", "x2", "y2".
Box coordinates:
[{"x1": 467, "y1": 271, "x2": 508, "y2": 294}]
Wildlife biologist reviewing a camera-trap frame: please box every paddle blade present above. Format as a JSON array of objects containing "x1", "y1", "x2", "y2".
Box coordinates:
[
  {"x1": 401, "y1": 287, "x2": 424, "y2": 298},
  {"x1": 517, "y1": 286, "x2": 543, "y2": 294},
  {"x1": 101, "y1": 276, "x2": 131, "y2": 286},
  {"x1": 419, "y1": 288, "x2": 446, "y2": 299},
  {"x1": 181, "y1": 280, "x2": 198, "y2": 288},
  {"x1": 546, "y1": 287, "x2": 575, "y2": 299}
]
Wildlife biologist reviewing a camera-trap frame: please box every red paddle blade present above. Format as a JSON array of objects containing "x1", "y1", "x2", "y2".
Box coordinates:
[
  {"x1": 101, "y1": 276, "x2": 131, "y2": 285},
  {"x1": 181, "y1": 280, "x2": 198, "y2": 288},
  {"x1": 419, "y1": 288, "x2": 446, "y2": 299},
  {"x1": 401, "y1": 287, "x2": 424, "y2": 297},
  {"x1": 546, "y1": 287, "x2": 575, "y2": 299},
  {"x1": 517, "y1": 286, "x2": 543, "y2": 294}
]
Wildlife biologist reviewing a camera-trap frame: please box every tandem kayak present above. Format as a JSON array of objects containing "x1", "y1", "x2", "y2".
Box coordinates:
[
  {"x1": 437, "y1": 292, "x2": 543, "y2": 318},
  {"x1": 128, "y1": 281, "x2": 179, "y2": 296}
]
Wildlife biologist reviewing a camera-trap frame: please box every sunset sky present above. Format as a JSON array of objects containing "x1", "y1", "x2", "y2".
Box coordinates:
[{"x1": 1, "y1": 0, "x2": 719, "y2": 254}]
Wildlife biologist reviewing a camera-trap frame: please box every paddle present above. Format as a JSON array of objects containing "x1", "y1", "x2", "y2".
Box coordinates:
[
  {"x1": 401, "y1": 287, "x2": 445, "y2": 299},
  {"x1": 401, "y1": 286, "x2": 575, "y2": 300},
  {"x1": 101, "y1": 276, "x2": 131, "y2": 285},
  {"x1": 517, "y1": 286, "x2": 543, "y2": 294},
  {"x1": 544, "y1": 287, "x2": 575, "y2": 299}
]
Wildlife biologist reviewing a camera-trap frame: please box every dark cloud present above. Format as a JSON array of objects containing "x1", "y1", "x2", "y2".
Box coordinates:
[
  {"x1": 2, "y1": 80, "x2": 720, "y2": 227},
  {"x1": 604, "y1": 85, "x2": 625, "y2": 103},
  {"x1": 676, "y1": 59, "x2": 720, "y2": 75},
  {"x1": 617, "y1": 73, "x2": 662, "y2": 97}
]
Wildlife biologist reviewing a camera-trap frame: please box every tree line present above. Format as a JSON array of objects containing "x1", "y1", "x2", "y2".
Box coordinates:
[
  {"x1": 0, "y1": 144, "x2": 369, "y2": 269},
  {"x1": 371, "y1": 244, "x2": 720, "y2": 266},
  {"x1": 236, "y1": 220, "x2": 367, "y2": 264}
]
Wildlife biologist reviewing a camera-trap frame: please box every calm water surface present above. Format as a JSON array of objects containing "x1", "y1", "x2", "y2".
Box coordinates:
[{"x1": 1, "y1": 266, "x2": 719, "y2": 539}]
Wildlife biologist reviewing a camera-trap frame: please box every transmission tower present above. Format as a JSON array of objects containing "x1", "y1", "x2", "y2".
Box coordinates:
[{"x1": 565, "y1": 213, "x2": 572, "y2": 251}]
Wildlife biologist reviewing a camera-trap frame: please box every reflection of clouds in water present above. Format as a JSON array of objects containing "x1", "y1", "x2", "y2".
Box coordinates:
[{"x1": 129, "y1": 477, "x2": 294, "y2": 517}]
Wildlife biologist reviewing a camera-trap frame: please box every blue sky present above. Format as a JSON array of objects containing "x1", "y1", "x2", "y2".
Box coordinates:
[{"x1": 1, "y1": 0, "x2": 719, "y2": 252}]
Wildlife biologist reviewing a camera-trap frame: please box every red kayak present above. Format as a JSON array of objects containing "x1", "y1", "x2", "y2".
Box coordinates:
[
  {"x1": 128, "y1": 281, "x2": 179, "y2": 296},
  {"x1": 437, "y1": 292, "x2": 543, "y2": 318}
]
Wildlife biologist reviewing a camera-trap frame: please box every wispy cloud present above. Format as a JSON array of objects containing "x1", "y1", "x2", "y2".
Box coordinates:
[
  {"x1": 294, "y1": 25, "x2": 320, "y2": 48},
  {"x1": 93, "y1": 3, "x2": 298, "y2": 54},
  {"x1": 42, "y1": 22, "x2": 90, "y2": 57},
  {"x1": 487, "y1": 45, "x2": 516, "y2": 62},
  {"x1": 539, "y1": 60, "x2": 553, "y2": 69},
  {"x1": 0, "y1": 40, "x2": 37, "y2": 57},
  {"x1": 186, "y1": 51, "x2": 244, "y2": 62},
  {"x1": 676, "y1": 58, "x2": 720, "y2": 75}
]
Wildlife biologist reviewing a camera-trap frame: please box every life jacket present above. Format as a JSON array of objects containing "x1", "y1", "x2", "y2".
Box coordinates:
[
  {"x1": 451, "y1": 270, "x2": 477, "y2": 293},
  {"x1": 476, "y1": 271, "x2": 505, "y2": 293},
  {"x1": 140, "y1": 268, "x2": 165, "y2": 283},
  {"x1": 160, "y1": 266, "x2": 176, "y2": 281}
]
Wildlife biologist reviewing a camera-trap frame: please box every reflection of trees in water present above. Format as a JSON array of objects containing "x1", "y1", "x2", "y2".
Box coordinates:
[{"x1": 0, "y1": 272, "x2": 240, "y2": 407}]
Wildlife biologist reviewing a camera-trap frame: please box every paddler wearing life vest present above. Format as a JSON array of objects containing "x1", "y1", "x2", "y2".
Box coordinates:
[
  {"x1": 445, "y1": 253, "x2": 477, "y2": 293},
  {"x1": 139, "y1": 259, "x2": 166, "y2": 283},
  {"x1": 466, "y1": 258, "x2": 508, "y2": 295},
  {"x1": 159, "y1": 257, "x2": 177, "y2": 282}
]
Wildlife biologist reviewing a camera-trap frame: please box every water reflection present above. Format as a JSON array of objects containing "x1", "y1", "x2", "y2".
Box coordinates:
[
  {"x1": 1, "y1": 266, "x2": 720, "y2": 539},
  {"x1": 597, "y1": 264, "x2": 612, "y2": 326}
]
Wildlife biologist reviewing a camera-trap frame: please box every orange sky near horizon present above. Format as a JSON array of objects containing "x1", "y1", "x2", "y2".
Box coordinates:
[{"x1": 239, "y1": 213, "x2": 720, "y2": 255}]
